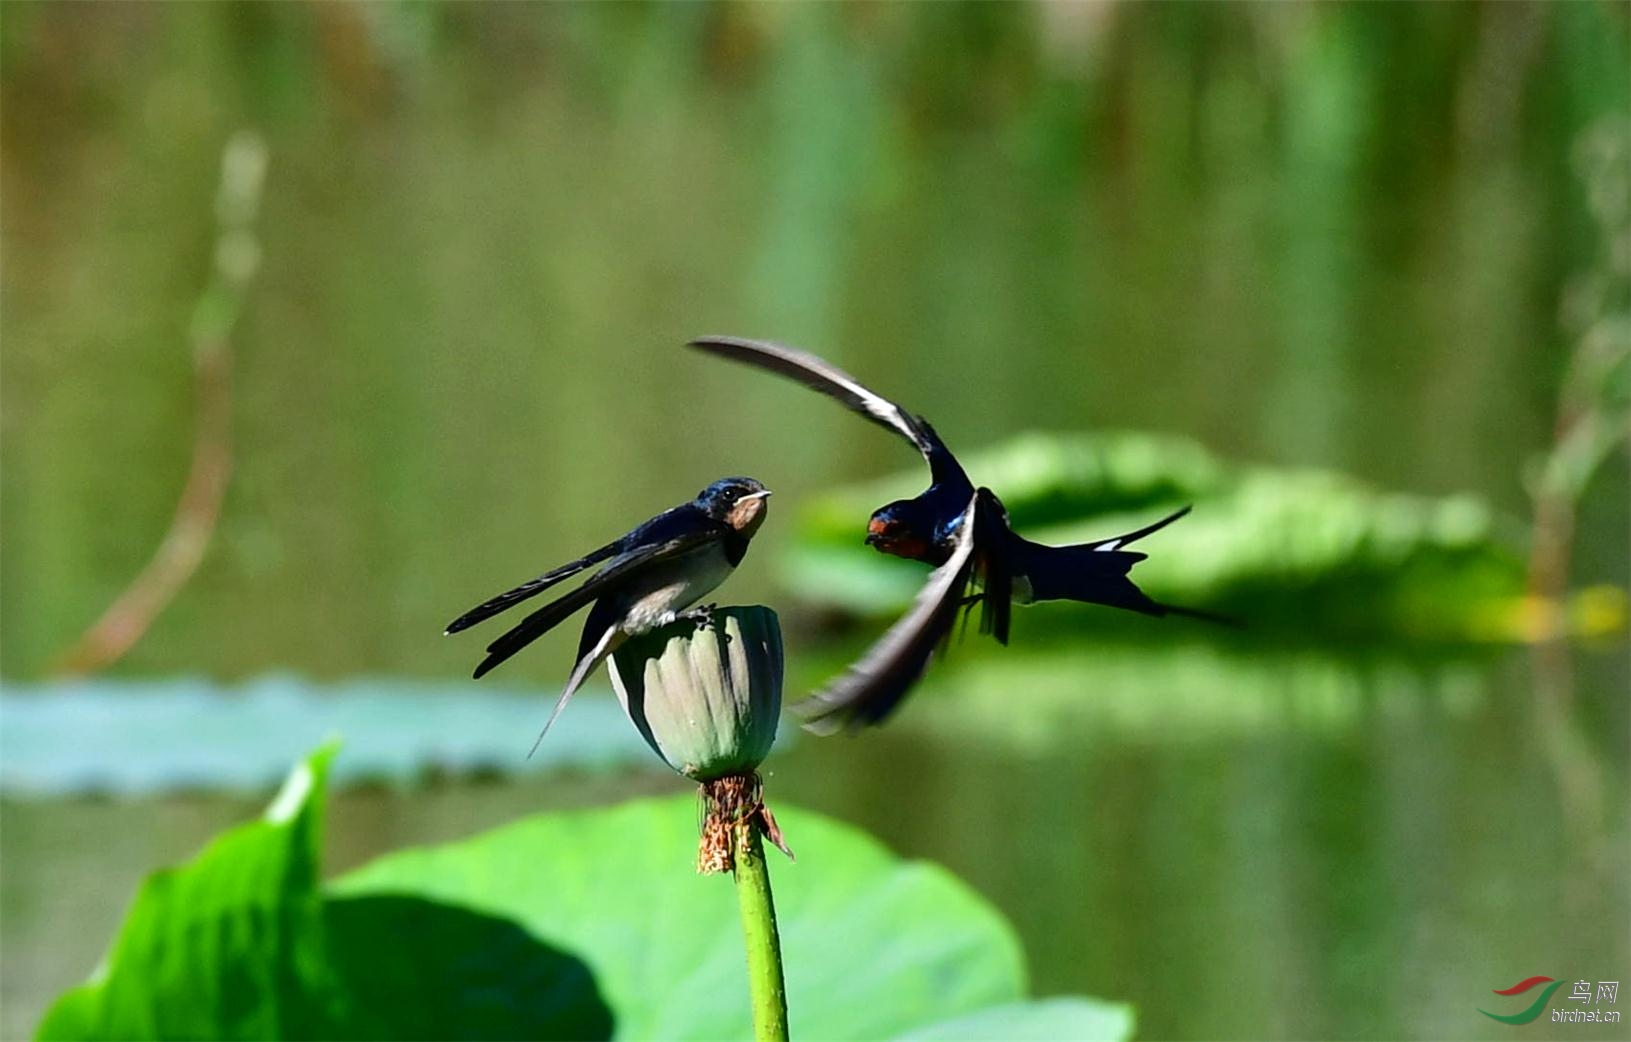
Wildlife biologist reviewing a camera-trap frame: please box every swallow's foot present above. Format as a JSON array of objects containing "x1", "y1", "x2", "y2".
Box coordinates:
[{"x1": 682, "y1": 603, "x2": 718, "y2": 629}]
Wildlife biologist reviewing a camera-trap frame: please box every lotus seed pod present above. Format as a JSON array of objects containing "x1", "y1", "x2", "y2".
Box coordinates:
[{"x1": 608, "y1": 606, "x2": 783, "y2": 782}]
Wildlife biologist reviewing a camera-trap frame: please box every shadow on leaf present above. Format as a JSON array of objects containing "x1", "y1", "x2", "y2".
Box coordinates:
[{"x1": 324, "y1": 895, "x2": 614, "y2": 1041}]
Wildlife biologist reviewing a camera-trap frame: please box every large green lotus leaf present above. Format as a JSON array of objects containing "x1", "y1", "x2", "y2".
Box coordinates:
[
  {"x1": 892, "y1": 998, "x2": 1135, "y2": 1041},
  {"x1": 36, "y1": 746, "x2": 342, "y2": 1041},
  {"x1": 333, "y1": 794, "x2": 1028, "y2": 1041},
  {"x1": 38, "y1": 745, "x2": 1129, "y2": 1042},
  {"x1": 36, "y1": 746, "x2": 613, "y2": 1042}
]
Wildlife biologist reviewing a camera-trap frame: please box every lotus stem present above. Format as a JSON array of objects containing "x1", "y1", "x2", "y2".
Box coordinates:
[
  {"x1": 610, "y1": 611, "x2": 792, "y2": 1037},
  {"x1": 733, "y1": 808, "x2": 789, "y2": 1042}
]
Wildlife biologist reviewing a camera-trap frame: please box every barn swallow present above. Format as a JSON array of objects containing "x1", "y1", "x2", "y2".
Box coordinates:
[
  {"x1": 688, "y1": 335, "x2": 1225, "y2": 733},
  {"x1": 445, "y1": 477, "x2": 771, "y2": 752}
]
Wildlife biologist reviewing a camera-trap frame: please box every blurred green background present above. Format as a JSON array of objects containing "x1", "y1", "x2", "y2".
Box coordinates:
[{"x1": 2, "y1": 3, "x2": 1627, "y2": 1040}]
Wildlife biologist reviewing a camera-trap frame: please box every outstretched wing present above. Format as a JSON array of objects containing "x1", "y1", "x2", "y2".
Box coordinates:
[
  {"x1": 795, "y1": 497, "x2": 981, "y2": 734},
  {"x1": 445, "y1": 538, "x2": 626, "y2": 635},
  {"x1": 471, "y1": 526, "x2": 721, "y2": 679},
  {"x1": 688, "y1": 335, "x2": 967, "y2": 488}
]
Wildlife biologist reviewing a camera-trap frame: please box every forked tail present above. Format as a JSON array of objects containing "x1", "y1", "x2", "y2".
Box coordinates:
[{"x1": 1012, "y1": 506, "x2": 1236, "y2": 625}]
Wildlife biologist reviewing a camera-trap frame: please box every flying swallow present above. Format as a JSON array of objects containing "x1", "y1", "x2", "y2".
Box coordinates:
[
  {"x1": 446, "y1": 476, "x2": 771, "y2": 751},
  {"x1": 688, "y1": 335, "x2": 1224, "y2": 733}
]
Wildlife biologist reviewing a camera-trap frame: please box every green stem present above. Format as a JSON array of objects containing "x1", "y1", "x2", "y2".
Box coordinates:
[{"x1": 733, "y1": 819, "x2": 789, "y2": 1041}]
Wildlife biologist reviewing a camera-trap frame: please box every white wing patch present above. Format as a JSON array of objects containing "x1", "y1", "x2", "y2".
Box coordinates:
[{"x1": 689, "y1": 335, "x2": 934, "y2": 463}]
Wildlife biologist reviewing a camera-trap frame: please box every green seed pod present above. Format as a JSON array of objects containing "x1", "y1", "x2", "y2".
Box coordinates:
[{"x1": 608, "y1": 606, "x2": 783, "y2": 782}]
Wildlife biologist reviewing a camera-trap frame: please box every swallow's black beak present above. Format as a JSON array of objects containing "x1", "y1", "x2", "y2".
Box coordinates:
[{"x1": 865, "y1": 516, "x2": 891, "y2": 546}]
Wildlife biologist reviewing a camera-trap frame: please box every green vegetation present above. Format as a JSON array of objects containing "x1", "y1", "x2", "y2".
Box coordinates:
[
  {"x1": 38, "y1": 745, "x2": 611, "y2": 1042},
  {"x1": 40, "y1": 746, "x2": 1133, "y2": 1042}
]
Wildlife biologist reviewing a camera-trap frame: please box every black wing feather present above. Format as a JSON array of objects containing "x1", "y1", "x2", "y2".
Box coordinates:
[
  {"x1": 471, "y1": 528, "x2": 720, "y2": 679},
  {"x1": 445, "y1": 538, "x2": 626, "y2": 635},
  {"x1": 688, "y1": 336, "x2": 969, "y2": 490},
  {"x1": 689, "y1": 335, "x2": 931, "y2": 450},
  {"x1": 974, "y1": 489, "x2": 1013, "y2": 645}
]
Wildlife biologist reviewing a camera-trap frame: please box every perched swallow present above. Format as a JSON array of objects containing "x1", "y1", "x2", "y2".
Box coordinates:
[
  {"x1": 446, "y1": 477, "x2": 771, "y2": 751},
  {"x1": 689, "y1": 335, "x2": 1224, "y2": 733}
]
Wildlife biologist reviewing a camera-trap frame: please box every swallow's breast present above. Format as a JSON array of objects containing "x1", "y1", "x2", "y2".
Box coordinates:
[{"x1": 616, "y1": 542, "x2": 733, "y2": 632}]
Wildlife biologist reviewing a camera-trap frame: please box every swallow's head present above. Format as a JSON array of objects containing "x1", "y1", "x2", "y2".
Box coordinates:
[
  {"x1": 699, "y1": 476, "x2": 772, "y2": 535},
  {"x1": 865, "y1": 499, "x2": 935, "y2": 561}
]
